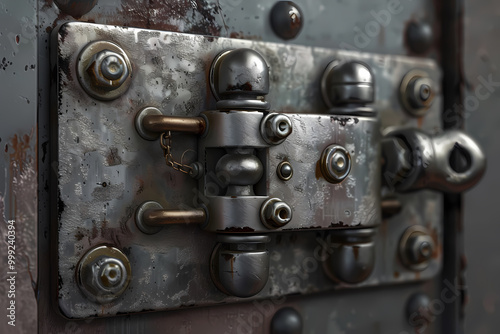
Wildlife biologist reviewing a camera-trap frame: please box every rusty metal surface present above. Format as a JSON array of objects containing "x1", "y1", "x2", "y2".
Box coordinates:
[
  {"x1": 0, "y1": 1, "x2": 38, "y2": 333},
  {"x1": 52, "y1": 22, "x2": 443, "y2": 319}
]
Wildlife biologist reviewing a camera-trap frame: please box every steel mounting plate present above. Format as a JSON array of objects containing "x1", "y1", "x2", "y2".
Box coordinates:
[{"x1": 53, "y1": 22, "x2": 442, "y2": 318}]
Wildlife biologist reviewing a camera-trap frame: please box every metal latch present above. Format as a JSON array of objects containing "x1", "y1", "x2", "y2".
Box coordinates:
[{"x1": 52, "y1": 22, "x2": 484, "y2": 318}]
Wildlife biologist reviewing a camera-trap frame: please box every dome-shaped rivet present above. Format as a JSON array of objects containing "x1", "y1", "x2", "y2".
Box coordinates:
[{"x1": 210, "y1": 48, "x2": 270, "y2": 110}]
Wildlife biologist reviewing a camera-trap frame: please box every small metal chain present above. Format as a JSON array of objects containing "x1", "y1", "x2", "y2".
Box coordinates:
[{"x1": 160, "y1": 132, "x2": 193, "y2": 174}]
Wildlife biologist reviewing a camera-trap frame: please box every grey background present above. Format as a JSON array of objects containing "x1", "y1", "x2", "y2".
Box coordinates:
[{"x1": 464, "y1": 1, "x2": 500, "y2": 333}]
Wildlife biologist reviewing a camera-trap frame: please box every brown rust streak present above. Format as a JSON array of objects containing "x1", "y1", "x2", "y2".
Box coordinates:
[{"x1": 110, "y1": 0, "x2": 223, "y2": 35}]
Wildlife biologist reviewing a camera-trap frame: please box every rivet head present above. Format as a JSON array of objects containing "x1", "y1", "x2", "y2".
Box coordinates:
[
  {"x1": 322, "y1": 229, "x2": 376, "y2": 284},
  {"x1": 406, "y1": 293, "x2": 432, "y2": 330},
  {"x1": 77, "y1": 246, "x2": 131, "y2": 304},
  {"x1": 320, "y1": 145, "x2": 352, "y2": 183},
  {"x1": 54, "y1": 0, "x2": 98, "y2": 18},
  {"x1": 270, "y1": 1, "x2": 304, "y2": 40},
  {"x1": 210, "y1": 236, "x2": 270, "y2": 298},
  {"x1": 210, "y1": 48, "x2": 270, "y2": 110},
  {"x1": 405, "y1": 21, "x2": 433, "y2": 55},
  {"x1": 321, "y1": 60, "x2": 374, "y2": 109},
  {"x1": 271, "y1": 307, "x2": 303, "y2": 334},
  {"x1": 277, "y1": 161, "x2": 293, "y2": 181}
]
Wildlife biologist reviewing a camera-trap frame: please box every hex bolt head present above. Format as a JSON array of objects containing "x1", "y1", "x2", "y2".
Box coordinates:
[
  {"x1": 407, "y1": 234, "x2": 435, "y2": 264},
  {"x1": 98, "y1": 261, "x2": 123, "y2": 288},
  {"x1": 419, "y1": 83, "x2": 431, "y2": 101},
  {"x1": 407, "y1": 77, "x2": 434, "y2": 108},
  {"x1": 260, "y1": 198, "x2": 293, "y2": 229},
  {"x1": 400, "y1": 70, "x2": 435, "y2": 117},
  {"x1": 261, "y1": 113, "x2": 293, "y2": 145},
  {"x1": 86, "y1": 50, "x2": 129, "y2": 91},
  {"x1": 320, "y1": 144, "x2": 352, "y2": 183},
  {"x1": 100, "y1": 55, "x2": 125, "y2": 80},
  {"x1": 77, "y1": 246, "x2": 131, "y2": 304},
  {"x1": 399, "y1": 226, "x2": 436, "y2": 271},
  {"x1": 77, "y1": 41, "x2": 132, "y2": 101}
]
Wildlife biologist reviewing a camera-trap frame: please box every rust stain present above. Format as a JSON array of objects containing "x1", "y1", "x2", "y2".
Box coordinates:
[
  {"x1": 315, "y1": 160, "x2": 323, "y2": 180},
  {"x1": 394, "y1": 271, "x2": 400, "y2": 278},
  {"x1": 136, "y1": 178, "x2": 144, "y2": 195},
  {"x1": 106, "y1": 147, "x2": 122, "y2": 166},
  {"x1": 417, "y1": 116, "x2": 424, "y2": 128},
  {"x1": 352, "y1": 245, "x2": 360, "y2": 260},
  {"x1": 112, "y1": 0, "x2": 222, "y2": 36},
  {"x1": 229, "y1": 32, "x2": 263, "y2": 41},
  {"x1": 222, "y1": 254, "x2": 235, "y2": 279},
  {"x1": 8, "y1": 133, "x2": 33, "y2": 172},
  {"x1": 431, "y1": 227, "x2": 440, "y2": 259},
  {"x1": 222, "y1": 226, "x2": 255, "y2": 232}
]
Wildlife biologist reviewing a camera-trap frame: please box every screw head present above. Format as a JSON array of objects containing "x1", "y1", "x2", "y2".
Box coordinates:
[
  {"x1": 77, "y1": 246, "x2": 131, "y2": 303},
  {"x1": 260, "y1": 198, "x2": 293, "y2": 229},
  {"x1": 320, "y1": 145, "x2": 352, "y2": 183}
]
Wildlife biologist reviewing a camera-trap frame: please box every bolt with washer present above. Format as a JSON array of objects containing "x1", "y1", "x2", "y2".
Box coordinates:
[
  {"x1": 77, "y1": 41, "x2": 133, "y2": 101},
  {"x1": 86, "y1": 50, "x2": 129, "y2": 90},
  {"x1": 77, "y1": 245, "x2": 131, "y2": 304},
  {"x1": 260, "y1": 198, "x2": 293, "y2": 229},
  {"x1": 399, "y1": 226, "x2": 436, "y2": 271},
  {"x1": 320, "y1": 144, "x2": 352, "y2": 183},
  {"x1": 261, "y1": 113, "x2": 293, "y2": 144},
  {"x1": 400, "y1": 70, "x2": 435, "y2": 117}
]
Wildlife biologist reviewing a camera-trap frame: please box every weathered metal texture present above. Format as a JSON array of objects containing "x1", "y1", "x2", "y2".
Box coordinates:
[
  {"x1": 200, "y1": 113, "x2": 380, "y2": 232},
  {"x1": 28, "y1": 0, "x2": 448, "y2": 332},
  {"x1": 0, "y1": 1, "x2": 38, "y2": 333},
  {"x1": 40, "y1": 0, "x2": 439, "y2": 55},
  {"x1": 53, "y1": 22, "x2": 443, "y2": 319}
]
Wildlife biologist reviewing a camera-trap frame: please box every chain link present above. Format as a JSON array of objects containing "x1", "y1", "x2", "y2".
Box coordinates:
[{"x1": 160, "y1": 132, "x2": 193, "y2": 174}]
